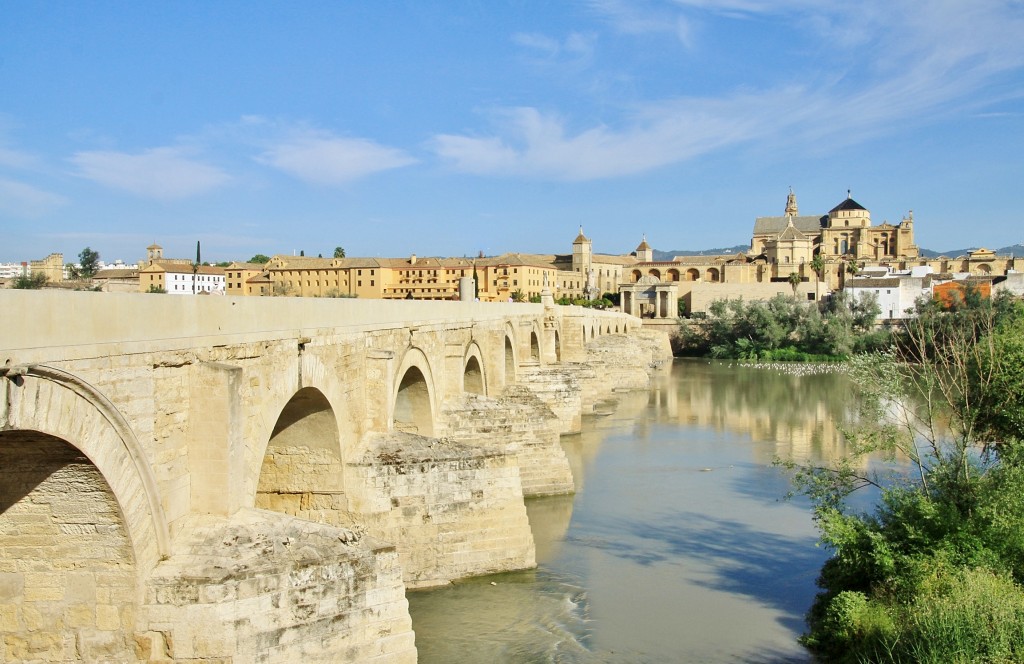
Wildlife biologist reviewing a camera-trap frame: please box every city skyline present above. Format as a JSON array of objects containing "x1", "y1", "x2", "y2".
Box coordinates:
[{"x1": 2, "y1": 1, "x2": 1022, "y2": 264}]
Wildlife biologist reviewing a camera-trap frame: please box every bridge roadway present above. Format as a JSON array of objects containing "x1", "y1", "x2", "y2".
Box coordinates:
[{"x1": 0, "y1": 289, "x2": 671, "y2": 662}]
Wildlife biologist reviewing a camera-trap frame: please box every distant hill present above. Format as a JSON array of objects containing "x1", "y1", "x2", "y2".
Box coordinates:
[
  {"x1": 652, "y1": 243, "x2": 1023, "y2": 261},
  {"x1": 652, "y1": 245, "x2": 748, "y2": 261},
  {"x1": 918, "y1": 244, "x2": 1024, "y2": 258}
]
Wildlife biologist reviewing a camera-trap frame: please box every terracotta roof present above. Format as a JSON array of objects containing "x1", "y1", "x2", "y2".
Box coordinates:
[
  {"x1": 591, "y1": 253, "x2": 636, "y2": 265},
  {"x1": 482, "y1": 253, "x2": 559, "y2": 270},
  {"x1": 226, "y1": 262, "x2": 268, "y2": 270},
  {"x1": 93, "y1": 268, "x2": 138, "y2": 279},
  {"x1": 246, "y1": 272, "x2": 271, "y2": 284},
  {"x1": 142, "y1": 261, "x2": 225, "y2": 275}
]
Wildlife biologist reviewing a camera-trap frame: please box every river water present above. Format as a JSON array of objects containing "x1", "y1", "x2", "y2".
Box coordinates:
[{"x1": 409, "y1": 359, "x2": 859, "y2": 663}]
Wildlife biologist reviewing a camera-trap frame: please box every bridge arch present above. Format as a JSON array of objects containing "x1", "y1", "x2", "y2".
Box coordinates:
[
  {"x1": 256, "y1": 386, "x2": 346, "y2": 521},
  {"x1": 463, "y1": 342, "x2": 486, "y2": 396},
  {"x1": 0, "y1": 366, "x2": 170, "y2": 660},
  {"x1": 393, "y1": 348, "x2": 437, "y2": 437},
  {"x1": 1, "y1": 366, "x2": 169, "y2": 567},
  {"x1": 504, "y1": 331, "x2": 517, "y2": 386},
  {"x1": 0, "y1": 430, "x2": 140, "y2": 660},
  {"x1": 529, "y1": 329, "x2": 541, "y2": 363}
]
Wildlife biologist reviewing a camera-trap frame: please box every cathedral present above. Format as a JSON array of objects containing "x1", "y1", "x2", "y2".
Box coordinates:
[{"x1": 752, "y1": 189, "x2": 919, "y2": 263}]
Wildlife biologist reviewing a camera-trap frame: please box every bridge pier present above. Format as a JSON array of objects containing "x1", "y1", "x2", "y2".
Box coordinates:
[
  {"x1": 141, "y1": 509, "x2": 415, "y2": 663},
  {"x1": 345, "y1": 432, "x2": 535, "y2": 589}
]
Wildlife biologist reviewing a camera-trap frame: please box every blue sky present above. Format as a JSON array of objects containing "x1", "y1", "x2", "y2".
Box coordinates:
[{"x1": 2, "y1": 1, "x2": 1023, "y2": 264}]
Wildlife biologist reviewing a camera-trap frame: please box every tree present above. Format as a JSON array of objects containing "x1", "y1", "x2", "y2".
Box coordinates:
[
  {"x1": 334, "y1": 246, "x2": 346, "y2": 258},
  {"x1": 12, "y1": 272, "x2": 47, "y2": 289},
  {"x1": 810, "y1": 253, "x2": 826, "y2": 298},
  {"x1": 78, "y1": 247, "x2": 100, "y2": 278},
  {"x1": 781, "y1": 293, "x2": 1024, "y2": 662},
  {"x1": 787, "y1": 271, "x2": 802, "y2": 299},
  {"x1": 510, "y1": 289, "x2": 526, "y2": 302},
  {"x1": 249, "y1": 254, "x2": 271, "y2": 264}
]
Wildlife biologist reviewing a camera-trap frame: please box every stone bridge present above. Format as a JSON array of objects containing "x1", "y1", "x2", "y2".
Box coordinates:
[{"x1": 0, "y1": 290, "x2": 672, "y2": 662}]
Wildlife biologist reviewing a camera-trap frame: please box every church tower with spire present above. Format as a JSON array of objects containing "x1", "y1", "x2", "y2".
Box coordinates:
[
  {"x1": 635, "y1": 235, "x2": 653, "y2": 262},
  {"x1": 572, "y1": 225, "x2": 592, "y2": 275},
  {"x1": 785, "y1": 187, "x2": 798, "y2": 217}
]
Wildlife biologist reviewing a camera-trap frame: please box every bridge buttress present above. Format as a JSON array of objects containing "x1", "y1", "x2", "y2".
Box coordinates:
[{"x1": 187, "y1": 361, "x2": 246, "y2": 517}]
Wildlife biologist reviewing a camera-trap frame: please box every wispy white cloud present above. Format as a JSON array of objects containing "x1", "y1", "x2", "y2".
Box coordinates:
[
  {"x1": 432, "y1": 100, "x2": 763, "y2": 180},
  {"x1": 584, "y1": 0, "x2": 695, "y2": 46},
  {"x1": 513, "y1": 31, "x2": 596, "y2": 67},
  {"x1": 69, "y1": 147, "x2": 231, "y2": 199},
  {"x1": 0, "y1": 146, "x2": 40, "y2": 171},
  {"x1": 0, "y1": 177, "x2": 67, "y2": 217},
  {"x1": 435, "y1": 1, "x2": 1024, "y2": 180},
  {"x1": 255, "y1": 130, "x2": 417, "y2": 185}
]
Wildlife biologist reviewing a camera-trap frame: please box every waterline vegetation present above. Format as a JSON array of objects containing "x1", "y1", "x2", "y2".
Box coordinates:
[
  {"x1": 780, "y1": 290, "x2": 1024, "y2": 663},
  {"x1": 677, "y1": 292, "x2": 888, "y2": 361}
]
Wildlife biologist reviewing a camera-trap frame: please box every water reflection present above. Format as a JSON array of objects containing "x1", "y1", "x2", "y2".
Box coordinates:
[{"x1": 409, "y1": 359, "x2": 856, "y2": 663}]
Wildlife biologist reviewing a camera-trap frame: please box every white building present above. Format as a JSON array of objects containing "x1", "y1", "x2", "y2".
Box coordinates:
[{"x1": 845, "y1": 266, "x2": 934, "y2": 321}]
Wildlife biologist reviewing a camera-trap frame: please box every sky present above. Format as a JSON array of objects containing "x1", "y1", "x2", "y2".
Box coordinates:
[{"x1": 2, "y1": 1, "x2": 1023, "y2": 265}]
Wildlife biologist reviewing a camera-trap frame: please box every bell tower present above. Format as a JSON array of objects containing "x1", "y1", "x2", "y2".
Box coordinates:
[
  {"x1": 785, "y1": 187, "x2": 798, "y2": 216},
  {"x1": 572, "y1": 226, "x2": 592, "y2": 274}
]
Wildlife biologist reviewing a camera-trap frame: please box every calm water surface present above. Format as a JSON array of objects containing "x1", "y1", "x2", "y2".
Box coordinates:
[{"x1": 408, "y1": 359, "x2": 858, "y2": 663}]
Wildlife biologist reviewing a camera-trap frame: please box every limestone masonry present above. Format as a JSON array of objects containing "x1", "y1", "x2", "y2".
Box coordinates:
[{"x1": 0, "y1": 290, "x2": 672, "y2": 662}]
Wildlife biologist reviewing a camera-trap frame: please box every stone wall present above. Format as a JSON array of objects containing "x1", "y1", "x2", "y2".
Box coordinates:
[
  {"x1": 0, "y1": 432, "x2": 138, "y2": 663},
  {"x1": 346, "y1": 433, "x2": 536, "y2": 589},
  {"x1": 142, "y1": 509, "x2": 415, "y2": 663},
  {"x1": 440, "y1": 389, "x2": 574, "y2": 497}
]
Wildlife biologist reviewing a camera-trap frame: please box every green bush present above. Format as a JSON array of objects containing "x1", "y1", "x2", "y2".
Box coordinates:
[
  {"x1": 679, "y1": 293, "x2": 884, "y2": 360},
  {"x1": 787, "y1": 297, "x2": 1024, "y2": 663},
  {"x1": 808, "y1": 566, "x2": 1024, "y2": 664}
]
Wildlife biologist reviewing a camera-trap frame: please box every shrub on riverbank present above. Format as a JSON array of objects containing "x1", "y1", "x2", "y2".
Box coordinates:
[
  {"x1": 677, "y1": 292, "x2": 887, "y2": 360},
  {"x1": 785, "y1": 293, "x2": 1024, "y2": 664}
]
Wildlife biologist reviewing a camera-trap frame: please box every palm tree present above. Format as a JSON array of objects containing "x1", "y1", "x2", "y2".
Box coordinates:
[
  {"x1": 788, "y1": 271, "x2": 802, "y2": 299},
  {"x1": 810, "y1": 253, "x2": 826, "y2": 300}
]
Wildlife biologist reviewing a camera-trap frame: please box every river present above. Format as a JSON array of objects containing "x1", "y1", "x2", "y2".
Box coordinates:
[{"x1": 408, "y1": 359, "x2": 859, "y2": 663}]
